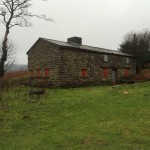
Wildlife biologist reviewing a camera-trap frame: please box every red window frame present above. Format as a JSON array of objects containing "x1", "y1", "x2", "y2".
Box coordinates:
[
  {"x1": 103, "y1": 68, "x2": 109, "y2": 78},
  {"x1": 29, "y1": 70, "x2": 34, "y2": 78},
  {"x1": 37, "y1": 68, "x2": 41, "y2": 77},
  {"x1": 81, "y1": 69, "x2": 87, "y2": 77},
  {"x1": 124, "y1": 68, "x2": 129, "y2": 77},
  {"x1": 44, "y1": 68, "x2": 49, "y2": 77}
]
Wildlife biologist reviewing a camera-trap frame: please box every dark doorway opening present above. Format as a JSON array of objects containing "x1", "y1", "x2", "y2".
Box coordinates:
[{"x1": 112, "y1": 68, "x2": 118, "y2": 84}]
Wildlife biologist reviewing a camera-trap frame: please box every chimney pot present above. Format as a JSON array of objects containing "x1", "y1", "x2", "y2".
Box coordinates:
[{"x1": 67, "y1": 37, "x2": 82, "y2": 45}]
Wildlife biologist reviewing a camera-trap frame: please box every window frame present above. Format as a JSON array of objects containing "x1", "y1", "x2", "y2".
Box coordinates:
[
  {"x1": 126, "y1": 57, "x2": 129, "y2": 64},
  {"x1": 124, "y1": 68, "x2": 129, "y2": 77},
  {"x1": 44, "y1": 68, "x2": 49, "y2": 77},
  {"x1": 37, "y1": 68, "x2": 41, "y2": 77},
  {"x1": 81, "y1": 69, "x2": 87, "y2": 78},
  {"x1": 104, "y1": 55, "x2": 108, "y2": 62},
  {"x1": 103, "y1": 68, "x2": 109, "y2": 78}
]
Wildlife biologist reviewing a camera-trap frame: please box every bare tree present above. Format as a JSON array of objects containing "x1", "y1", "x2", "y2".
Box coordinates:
[
  {"x1": 119, "y1": 29, "x2": 150, "y2": 73},
  {"x1": 0, "y1": 40, "x2": 17, "y2": 72},
  {"x1": 0, "y1": 0, "x2": 52, "y2": 77}
]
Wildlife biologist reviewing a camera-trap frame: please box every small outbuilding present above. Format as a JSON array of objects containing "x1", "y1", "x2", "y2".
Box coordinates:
[{"x1": 26, "y1": 37, "x2": 136, "y2": 87}]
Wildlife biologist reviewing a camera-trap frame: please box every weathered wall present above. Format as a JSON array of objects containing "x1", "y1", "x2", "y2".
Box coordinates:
[
  {"x1": 27, "y1": 39, "x2": 61, "y2": 86},
  {"x1": 58, "y1": 48, "x2": 136, "y2": 86},
  {"x1": 27, "y1": 40, "x2": 136, "y2": 87}
]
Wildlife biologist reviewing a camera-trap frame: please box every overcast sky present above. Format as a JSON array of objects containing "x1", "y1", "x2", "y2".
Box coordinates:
[{"x1": 0, "y1": 0, "x2": 150, "y2": 64}]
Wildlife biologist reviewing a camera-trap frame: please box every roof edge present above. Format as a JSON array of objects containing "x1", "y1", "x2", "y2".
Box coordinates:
[
  {"x1": 59, "y1": 45, "x2": 135, "y2": 58},
  {"x1": 27, "y1": 37, "x2": 135, "y2": 58},
  {"x1": 26, "y1": 38, "x2": 41, "y2": 55},
  {"x1": 26, "y1": 37, "x2": 59, "y2": 55}
]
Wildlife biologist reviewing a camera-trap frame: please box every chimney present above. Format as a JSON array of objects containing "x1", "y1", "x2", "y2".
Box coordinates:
[{"x1": 67, "y1": 37, "x2": 82, "y2": 45}]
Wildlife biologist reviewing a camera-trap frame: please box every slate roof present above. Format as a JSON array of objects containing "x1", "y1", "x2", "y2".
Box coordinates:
[
  {"x1": 41, "y1": 38, "x2": 133, "y2": 57},
  {"x1": 27, "y1": 37, "x2": 134, "y2": 57}
]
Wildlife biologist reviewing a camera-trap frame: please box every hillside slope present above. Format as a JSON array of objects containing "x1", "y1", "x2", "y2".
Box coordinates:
[{"x1": 0, "y1": 82, "x2": 150, "y2": 150}]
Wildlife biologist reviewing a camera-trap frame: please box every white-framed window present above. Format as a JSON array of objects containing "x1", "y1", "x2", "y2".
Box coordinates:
[
  {"x1": 126, "y1": 57, "x2": 129, "y2": 64},
  {"x1": 104, "y1": 55, "x2": 108, "y2": 62}
]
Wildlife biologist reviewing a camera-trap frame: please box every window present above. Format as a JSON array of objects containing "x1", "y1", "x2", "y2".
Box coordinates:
[
  {"x1": 81, "y1": 69, "x2": 87, "y2": 77},
  {"x1": 44, "y1": 68, "x2": 49, "y2": 77},
  {"x1": 124, "y1": 68, "x2": 129, "y2": 77},
  {"x1": 104, "y1": 55, "x2": 108, "y2": 62},
  {"x1": 103, "y1": 68, "x2": 109, "y2": 78},
  {"x1": 126, "y1": 58, "x2": 129, "y2": 64},
  {"x1": 29, "y1": 70, "x2": 34, "y2": 77},
  {"x1": 37, "y1": 68, "x2": 41, "y2": 77}
]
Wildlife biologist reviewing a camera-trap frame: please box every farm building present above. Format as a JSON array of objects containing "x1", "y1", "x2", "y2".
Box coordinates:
[{"x1": 26, "y1": 37, "x2": 136, "y2": 87}]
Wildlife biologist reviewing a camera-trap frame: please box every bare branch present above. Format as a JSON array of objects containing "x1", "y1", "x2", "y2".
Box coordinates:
[
  {"x1": 26, "y1": 13, "x2": 54, "y2": 22},
  {"x1": 3, "y1": 1, "x2": 11, "y2": 13},
  {"x1": 4, "y1": 57, "x2": 16, "y2": 72},
  {"x1": 14, "y1": 0, "x2": 31, "y2": 11},
  {"x1": 0, "y1": 0, "x2": 53, "y2": 77},
  {"x1": 0, "y1": 39, "x2": 17, "y2": 72}
]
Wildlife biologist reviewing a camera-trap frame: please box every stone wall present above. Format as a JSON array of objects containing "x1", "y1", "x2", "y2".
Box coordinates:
[
  {"x1": 58, "y1": 48, "x2": 136, "y2": 86},
  {"x1": 27, "y1": 39, "x2": 61, "y2": 86},
  {"x1": 27, "y1": 39, "x2": 136, "y2": 87}
]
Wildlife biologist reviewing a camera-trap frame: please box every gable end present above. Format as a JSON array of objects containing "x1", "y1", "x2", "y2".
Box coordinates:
[{"x1": 26, "y1": 38, "x2": 60, "y2": 55}]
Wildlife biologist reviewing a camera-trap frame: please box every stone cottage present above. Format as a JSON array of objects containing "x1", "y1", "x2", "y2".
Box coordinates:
[{"x1": 26, "y1": 37, "x2": 136, "y2": 87}]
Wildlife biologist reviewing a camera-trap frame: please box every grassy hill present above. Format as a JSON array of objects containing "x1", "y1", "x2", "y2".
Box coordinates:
[{"x1": 0, "y1": 82, "x2": 150, "y2": 150}]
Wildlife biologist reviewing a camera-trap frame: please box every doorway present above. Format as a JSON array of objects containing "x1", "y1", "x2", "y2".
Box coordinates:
[{"x1": 112, "y1": 68, "x2": 118, "y2": 84}]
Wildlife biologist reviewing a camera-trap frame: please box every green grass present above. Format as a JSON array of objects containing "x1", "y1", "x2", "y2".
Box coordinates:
[{"x1": 0, "y1": 82, "x2": 150, "y2": 150}]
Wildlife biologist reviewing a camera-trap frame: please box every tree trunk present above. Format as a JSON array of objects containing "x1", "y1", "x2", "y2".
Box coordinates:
[
  {"x1": 0, "y1": 60, "x2": 5, "y2": 77},
  {"x1": 0, "y1": 27, "x2": 9, "y2": 77}
]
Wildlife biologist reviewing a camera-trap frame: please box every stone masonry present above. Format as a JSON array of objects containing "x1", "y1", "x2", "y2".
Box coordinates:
[{"x1": 27, "y1": 37, "x2": 136, "y2": 87}]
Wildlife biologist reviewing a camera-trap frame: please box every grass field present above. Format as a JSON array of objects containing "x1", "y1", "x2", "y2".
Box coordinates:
[{"x1": 0, "y1": 82, "x2": 150, "y2": 150}]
